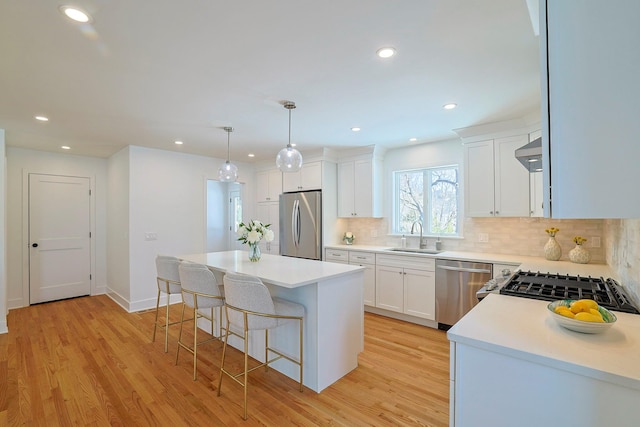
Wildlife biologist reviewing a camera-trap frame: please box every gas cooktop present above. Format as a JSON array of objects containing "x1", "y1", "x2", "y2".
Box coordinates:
[{"x1": 499, "y1": 270, "x2": 640, "y2": 314}]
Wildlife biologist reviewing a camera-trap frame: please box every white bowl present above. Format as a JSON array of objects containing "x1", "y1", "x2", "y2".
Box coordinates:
[{"x1": 547, "y1": 300, "x2": 617, "y2": 334}]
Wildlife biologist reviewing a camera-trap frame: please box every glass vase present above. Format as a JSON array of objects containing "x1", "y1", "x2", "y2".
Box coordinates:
[
  {"x1": 544, "y1": 236, "x2": 562, "y2": 261},
  {"x1": 248, "y1": 242, "x2": 261, "y2": 262}
]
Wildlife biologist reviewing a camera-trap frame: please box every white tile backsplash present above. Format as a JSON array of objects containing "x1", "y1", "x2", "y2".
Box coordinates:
[
  {"x1": 345, "y1": 217, "x2": 606, "y2": 263},
  {"x1": 606, "y1": 219, "x2": 640, "y2": 303}
]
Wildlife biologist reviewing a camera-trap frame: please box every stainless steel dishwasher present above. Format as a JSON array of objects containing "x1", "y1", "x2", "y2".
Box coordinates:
[{"x1": 435, "y1": 259, "x2": 492, "y2": 329}]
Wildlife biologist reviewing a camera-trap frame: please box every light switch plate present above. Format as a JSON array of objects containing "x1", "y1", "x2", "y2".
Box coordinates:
[
  {"x1": 591, "y1": 236, "x2": 601, "y2": 248},
  {"x1": 478, "y1": 233, "x2": 489, "y2": 243},
  {"x1": 145, "y1": 232, "x2": 158, "y2": 241}
]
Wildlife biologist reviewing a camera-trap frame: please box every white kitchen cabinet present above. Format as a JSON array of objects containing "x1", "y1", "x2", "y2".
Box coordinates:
[
  {"x1": 282, "y1": 161, "x2": 322, "y2": 193},
  {"x1": 338, "y1": 158, "x2": 381, "y2": 218},
  {"x1": 375, "y1": 254, "x2": 435, "y2": 320},
  {"x1": 255, "y1": 201, "x2": 279, "y2": 253},
  {"x1": 256, "y1": 169, "x2": 282, "y2": 202},
  {"x1": 541, "y1": 0, "x2": 640, "y2": 218},
  {"x1": 464, "y1": 135, "x2": 530, "y2": 217},
  {"x1": 324, "y1": 248, "x2": 349, "y2": 264},
  {"x1": 375, "y1": 265, "x2": 404, "y2": 313},
  {"x1": 349, "y1": 251, "x2": 376, "y2": 307}
]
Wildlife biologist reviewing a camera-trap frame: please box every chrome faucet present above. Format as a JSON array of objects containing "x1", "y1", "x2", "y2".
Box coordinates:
[{"x1": 410, "y1": 221, "x2": 427, "y2": 249}]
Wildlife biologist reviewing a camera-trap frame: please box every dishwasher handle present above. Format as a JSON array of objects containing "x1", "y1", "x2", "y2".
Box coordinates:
[{"x1": 436, "y1": 265, "x2": 492, "y2": 274}]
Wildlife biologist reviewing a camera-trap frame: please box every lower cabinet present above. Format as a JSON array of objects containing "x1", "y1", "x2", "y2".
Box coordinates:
[
  {"x1": 375, "y1": 254, "x2": 436, "y2": 321},
  {"x1": 349, "y1": 251, "x2": 376, "y2": 307}
]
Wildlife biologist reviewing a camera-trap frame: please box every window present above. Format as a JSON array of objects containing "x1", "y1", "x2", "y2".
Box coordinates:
[{"x1": 393, "y1": 166, "x2": 459, "y2": 236}]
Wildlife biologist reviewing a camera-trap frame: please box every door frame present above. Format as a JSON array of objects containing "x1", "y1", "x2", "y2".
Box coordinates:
[
  {"x1": 202, "y1": 175, "x2": 246, "y2": 253},
  {"x1": 21, "y1": 170, "x2": 97, "y2": 306}
]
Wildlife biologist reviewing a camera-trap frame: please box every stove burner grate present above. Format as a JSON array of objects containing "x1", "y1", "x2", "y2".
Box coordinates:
[{"x1": 499, "y1": 271, "x2": 640, "y2": 314}]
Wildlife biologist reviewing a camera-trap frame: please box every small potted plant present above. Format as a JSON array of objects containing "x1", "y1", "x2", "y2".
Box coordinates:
[{"x1": 343, "y1": 231, "x2": 355, "y2": 245}]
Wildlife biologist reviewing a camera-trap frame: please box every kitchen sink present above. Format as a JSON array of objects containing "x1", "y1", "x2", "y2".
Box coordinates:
[{"x1": 386, "y1": 248, "x2": 443, "y2": 255}]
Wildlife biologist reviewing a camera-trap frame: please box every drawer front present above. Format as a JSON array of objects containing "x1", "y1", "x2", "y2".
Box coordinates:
[
  {"x1": 325, "y1": 249, "x2": 349, "y2": 263},
  {"x1": 349, "y1": 251, "x2": 375, "y2": 265},
  {"x1": 375, "y1": 254, "x2": 436, "y2": 271}
]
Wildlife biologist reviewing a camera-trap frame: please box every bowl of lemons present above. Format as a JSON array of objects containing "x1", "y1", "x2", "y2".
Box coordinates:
[{"x1": 548, "y1": 299, "x2": 617, "y2": 334}]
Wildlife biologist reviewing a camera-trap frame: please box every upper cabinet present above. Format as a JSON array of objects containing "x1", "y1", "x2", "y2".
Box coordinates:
[
  {"x1": 541, "y1": 0, "x2": 640, "y2": 218},
  {"x1": 256, "y1": 168, "x2": 282, "y2": 203},
  {"x1": 464, "y1": 135, "x2": 530, "y2": 217},
  {"x1": 338, "y1": 154, "x2": 382, "y2": 218},
  {"x1": 282, "y1": 161, "x2": 322, "y2": 193}
]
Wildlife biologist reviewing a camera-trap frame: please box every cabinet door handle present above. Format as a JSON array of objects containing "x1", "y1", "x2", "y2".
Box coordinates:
[
  {"x1": 495, "y1": 211, "x2": 499, "y2": 215},
  {"x1": 489, "y1": 211, "x2": 494, "y2": 215}
]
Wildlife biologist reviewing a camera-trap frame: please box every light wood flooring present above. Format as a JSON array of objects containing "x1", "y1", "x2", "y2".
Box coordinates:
[{"x1": 0, "y1": 295, "x2": 449, "y2": 426}]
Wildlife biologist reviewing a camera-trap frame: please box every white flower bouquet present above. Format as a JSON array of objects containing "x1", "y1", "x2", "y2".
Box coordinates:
[{"x1": 237, "y1": 220, "x2": 275, "y2": 245}]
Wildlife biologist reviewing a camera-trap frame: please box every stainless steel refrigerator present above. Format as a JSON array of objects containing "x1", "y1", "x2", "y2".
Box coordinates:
[{"x1": 279, "y1": 190, "x2": 322, "y2": 260}]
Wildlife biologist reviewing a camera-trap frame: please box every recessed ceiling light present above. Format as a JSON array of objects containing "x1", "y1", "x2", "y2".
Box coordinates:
[
  {"x1": 534, "y1": 168, "x2": 543, "y2": 172},
  {"x1": 528, "y1": 158, "x2": 539, "y2": 163},
  {"x1": 34, "y1": 115, "x2": 49, "y2": 122},
  {"x1": 59, "y1": 6, "x2": 92, "y2": 23},
  {"x1": 61, "y1": 146, "x2": 71, "y2": 150},
  {"x1": 248, "y1": 153, "x2": 255, "y2": 158},
  {"x1": 351, "y1": 127, "x2": 361, "y2": 132},
  {"x1": 409, "y1": 137, "x2": 417, "y2": 142},
  {"x1": 443, "y1": 103, "x2": 457, "y2": 110},
  {"x1": 376, "y1": 47, "x2": 396, "y2": 59},
  {"x1": 174, "y1": 140, "x2": 183, "y2": 145}
]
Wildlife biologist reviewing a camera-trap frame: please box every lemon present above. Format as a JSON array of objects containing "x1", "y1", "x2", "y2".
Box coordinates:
[
  {"x1": 575, "y1": 312, "x2": 605, "y2": 323},
  {"x1": 589, "y1": 308, "x2": 604, "y2": 320},
  {"x1": 576, "y1": 299, "x2": 599, "y2": 310},
  {"x1": 554, "y1": 306, "x2": 575, "y2": 318},
  {"x1": 570, "y1": 300, "x2": 590, "y2": 314}
]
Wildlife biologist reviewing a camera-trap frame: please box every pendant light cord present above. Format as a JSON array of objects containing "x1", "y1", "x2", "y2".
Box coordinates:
[{"x1": 224, "y1": 126, "x2": 233, "y2": 163}]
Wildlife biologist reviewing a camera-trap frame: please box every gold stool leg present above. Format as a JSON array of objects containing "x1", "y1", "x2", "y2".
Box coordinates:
[
  {"x1": 175, "y1": 303, "x2": 186, "y2": 365},
  {"x1": 192, "y1": 305, "x2": 198, "y2": 381},
  {"x1": 299, "y1": 318, "x2": 304, "y2": 392},
  {"x1": 217, "y1": 317, "x2": 230, "y2": 396},
  {"x1": 243, "y1": 327, "x2": 249, "y2": 421},
  {"x1": 164, "y1": 293, "x2": 171, "y2": 352},
  {"x1": 152, "y1": 289, "x2": 161, "y2": 343}
]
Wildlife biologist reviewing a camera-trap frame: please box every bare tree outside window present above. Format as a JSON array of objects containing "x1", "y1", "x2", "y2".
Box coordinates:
[{"x1": 395, "y1": 166, "x2": 459, "y2": 235}]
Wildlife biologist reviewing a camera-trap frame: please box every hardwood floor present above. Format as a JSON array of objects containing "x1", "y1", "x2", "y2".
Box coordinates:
[{"x1": 0, "y1": 295, "x2": 449, "y2": 426}]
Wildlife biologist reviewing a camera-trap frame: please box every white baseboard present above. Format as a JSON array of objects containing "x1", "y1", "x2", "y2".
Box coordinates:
[
  {"x1": 0, "y1": 319, "x2": 7, "y2": 334},
  {"x1": 364, "y1": 306, "x2": 438, "y2": 329},
  {"x1": 106, "y1": 287, "x2": 182, "y2": 313}
]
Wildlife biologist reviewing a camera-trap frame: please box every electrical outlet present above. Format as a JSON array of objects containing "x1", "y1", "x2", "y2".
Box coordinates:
[
  {"x1": 591, "y1": 236, "x2": 601, "y2": 248},
  {"x1": 371, "y1": 230, "x2": 378, "y2": 238},
  {"x1": 478, "y1": 233, "x2": 489, "y2": 243}
]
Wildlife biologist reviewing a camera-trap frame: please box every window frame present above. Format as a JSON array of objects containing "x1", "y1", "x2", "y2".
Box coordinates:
[{"x1": 392, "y1": 164, "x2": 460, "y2": 237}]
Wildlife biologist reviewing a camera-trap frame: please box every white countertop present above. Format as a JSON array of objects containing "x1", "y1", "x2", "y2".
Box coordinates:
[
  {"x1": 448, "y1": 293, "x2": 640, "y2": 391},
  {"x1": 324, "y1": 244, "x2": 615, "y2": 278},
  {"x1": 179, "y1": 250, "x2": 364, "y2": 288}
]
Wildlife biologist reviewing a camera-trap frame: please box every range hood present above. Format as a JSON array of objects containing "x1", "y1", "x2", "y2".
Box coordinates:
[{"x1": 515, "y1": 137, "x2": 542, "y2": 172}]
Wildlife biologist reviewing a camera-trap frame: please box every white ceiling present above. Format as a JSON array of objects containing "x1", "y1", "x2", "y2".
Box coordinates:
[{"x1": 0, "y1": 0, "x2": 541, "y2": 163}]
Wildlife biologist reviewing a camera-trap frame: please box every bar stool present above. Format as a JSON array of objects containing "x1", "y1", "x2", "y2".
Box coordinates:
[
  {"x1": 218, "y1": 273, "x2": 304, "y2": 420},
  {"x1": 152, "y1": 255, "x2": 183, "y2": 352},
  {"x1": 176, "y1": 262, "x2": 225, "y2": 381}
]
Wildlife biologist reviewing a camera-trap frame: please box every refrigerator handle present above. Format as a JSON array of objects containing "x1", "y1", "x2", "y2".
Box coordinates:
[
  {"x1": 292, "y1": 199, "x2": 299, "y2": 249},
  {"x1": 295, "y1": 199, "x2": 302, "y2": 246}
]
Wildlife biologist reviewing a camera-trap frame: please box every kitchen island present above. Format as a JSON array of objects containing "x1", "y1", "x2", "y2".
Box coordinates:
[
  {"x1": 179, "y1": 250, "x2": 365, "y2": 393},
  {"x1": 447, "y1": 293, "x2": 640, "y2": 427}
]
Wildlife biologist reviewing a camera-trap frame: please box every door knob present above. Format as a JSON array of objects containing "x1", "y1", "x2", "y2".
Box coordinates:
[{"x1": 32, "y1": 243, "x2": 38, "y2": 247}]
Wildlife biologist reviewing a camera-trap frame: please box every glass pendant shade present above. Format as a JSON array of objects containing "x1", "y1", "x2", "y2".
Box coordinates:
[
  {"x1": 277, "y1": 101, "x2": 303, "y2": 173},
  {"x1": 218, "y1": 160, "x2": 238, "y2": 182},
  {"x1": 218, "y1": 126, "x2": 238, "y2": 182},
  {"x1": 276, "y1": 144, "x2": 303, "y2": 172}
]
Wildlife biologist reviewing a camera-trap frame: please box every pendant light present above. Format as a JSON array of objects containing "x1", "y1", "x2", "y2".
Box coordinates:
[
  {"x1": 218, "y1": 126, "x2": 238, "y2": 182},
  {"x1": 276, "y1": 101, "x2": 303, "y2": 173}
]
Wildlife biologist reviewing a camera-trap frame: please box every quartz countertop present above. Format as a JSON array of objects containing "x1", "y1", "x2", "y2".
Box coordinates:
[
  {"x1": 324, "y1": 244, "x2": 614, "y2": 278},
  {"x1": 447, "y1": 293, "x2": 640, "y2": 391},
  {"x1": 179, "y1": 250, "x2": 363, "y2": 289}
]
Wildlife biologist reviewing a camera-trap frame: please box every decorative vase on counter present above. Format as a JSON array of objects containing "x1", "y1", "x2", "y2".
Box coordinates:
[
  {"x1": 543, "y1": 236, "x2": 562, "y2": 261},
  {"x1": 248, "y1": 242, "x2": 261, "y2": 262},
  {"x1": 569, "y1": 236, "x2": 590, "y2": 264}
]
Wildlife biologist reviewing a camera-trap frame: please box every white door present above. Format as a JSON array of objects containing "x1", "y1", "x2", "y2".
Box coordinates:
[
  {"x1": 228, "y1": 187, "x2": 244, "y2": 250},
  {"x1": 29, "y1": 174, "x2": 91, "y2": 304}
]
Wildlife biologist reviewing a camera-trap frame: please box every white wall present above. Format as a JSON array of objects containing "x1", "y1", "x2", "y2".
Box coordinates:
[
  {"x1": 106, "y1": 147, "x2": 131, "y2": 305},
  {"x1": 0, "y1": 130, "x2": 7, "y2": 333},
  {"x1": 124, "y1": 146, "x2": 254, "y2": 311},
  {"x1": 5, "y1": 147, "x2": 108, "y2": 309}
]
